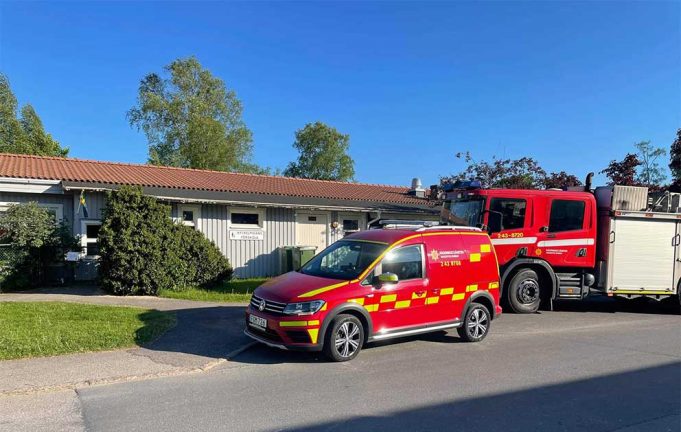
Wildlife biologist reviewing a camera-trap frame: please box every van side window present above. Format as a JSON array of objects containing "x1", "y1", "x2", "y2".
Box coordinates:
[
  {"x1": 549, "y1": 200, "x2": 586, "y2": 232},
  {"x1": 489, "y1": 198, "x2": 526, "y2": 232},
  {"x1": 381, "y1": 245, "x2": 423, "y2": 280}
]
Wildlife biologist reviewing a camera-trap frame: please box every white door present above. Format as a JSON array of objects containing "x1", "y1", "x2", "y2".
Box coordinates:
[
  {"x1": 296, "y1": 212, "x2": 329, "y2": 251},
  {"x1": 609, "y1": 218, "x2": 676, "y2": 292}
]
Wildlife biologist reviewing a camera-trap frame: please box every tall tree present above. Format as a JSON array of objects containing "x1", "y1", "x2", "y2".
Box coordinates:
[
  {"x1": 669, "y1": 129, "x2": 681, "y2": 187},
  {"x1": 543, "y1": 171, "x2": 583, "y2": 189},
  {"x1": 442, "y1": 152, "x2": 547, "y2": 189},
  {"x1": 19, "y1": 105, "x2": 68, "y2": 156},
  {"x1": 128, "y1": 57, "x2": 257, "y2": 172},
  {"x1": 0, "y1": 74, "x2": 68, "y2": 156},
  {"x1": 283, "y1": 122, "x2": 355, "y2": 181},
  {"x1": 634, "y1": 140, "x2": 666, "y2": 187},
  {"x1": 600, "y1": 153, "x2": 641, "y2": 186}
]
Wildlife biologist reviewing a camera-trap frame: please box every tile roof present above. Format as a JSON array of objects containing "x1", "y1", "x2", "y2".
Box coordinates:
[{"x1": 0, "y1": 153, "x2": 435, "y2": 206}]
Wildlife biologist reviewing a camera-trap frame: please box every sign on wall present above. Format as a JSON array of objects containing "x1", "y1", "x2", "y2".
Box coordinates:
[{"x1": 229, "y1": 230, "x2": 264, "y2": 241}]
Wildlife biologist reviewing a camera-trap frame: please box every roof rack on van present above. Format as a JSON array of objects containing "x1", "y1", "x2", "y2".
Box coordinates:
[
  {"x1": 376, "y1": 219, "x2": 481, "y2": 232},
  {"x1": 415, "y1": 225, "x2": 481, "y2": 232}
]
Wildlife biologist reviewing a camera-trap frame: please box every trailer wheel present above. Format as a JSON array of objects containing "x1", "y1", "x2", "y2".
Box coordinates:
[{"x1": 506, "y1": 269, "x2": 541, "y2": 313}]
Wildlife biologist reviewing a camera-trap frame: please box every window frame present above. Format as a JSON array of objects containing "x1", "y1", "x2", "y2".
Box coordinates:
[
  {"x1": 228, "y1": 207, "x2": 266, "y2": 231},
  {"x1": 177, "y1": 204, "x2": 201, "y2": 228},
  {"x1": 548, "y1": 199, "x2": 587, "y2": 233},
  {"x1": 338, "y1": 213, "x2": 365, "y2": 236},
  {"x1": 80, "y1": 220, "x2": 102, "y2": 258},
  {"x1": 374, "y1": 244, "x2": 426, "y2": 282}
]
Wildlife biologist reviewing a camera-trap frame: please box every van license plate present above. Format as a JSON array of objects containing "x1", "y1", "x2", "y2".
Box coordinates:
[{"x1": 249, "y1": 314, "x2": 267, "y2": 329}]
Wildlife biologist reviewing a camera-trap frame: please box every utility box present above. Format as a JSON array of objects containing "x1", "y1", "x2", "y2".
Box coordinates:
[{"x1": 279, "y1": 246, "x2": 318, "y2": 274}]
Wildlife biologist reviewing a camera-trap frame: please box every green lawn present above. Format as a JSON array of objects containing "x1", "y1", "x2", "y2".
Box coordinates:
[
  {"x1": 158, "y1": 278, "x2": 267, "y2": 303},
  {"x1": 0, "y1": 302, "x2": 176, "y2": 360}
]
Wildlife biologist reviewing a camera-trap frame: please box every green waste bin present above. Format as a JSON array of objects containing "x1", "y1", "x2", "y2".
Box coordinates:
[
  {"x1": 279, "y1": 246, "x2": 318, "y2": 274},
  {"x1": 298, "y1": 246, "x2": 317, "y2": 266}
]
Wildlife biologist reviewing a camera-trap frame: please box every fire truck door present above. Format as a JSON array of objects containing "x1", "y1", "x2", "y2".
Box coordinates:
[{"x1": 537, "y1": 198, "x2": 594, "y2": 267}]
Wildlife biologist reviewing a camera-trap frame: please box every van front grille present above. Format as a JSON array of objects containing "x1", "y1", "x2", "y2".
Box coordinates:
[{"x1": 250, "y1": 295, "x2": 287, "y2": 315}]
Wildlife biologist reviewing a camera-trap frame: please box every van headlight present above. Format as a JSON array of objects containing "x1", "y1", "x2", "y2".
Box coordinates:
[{"x1": 283, "y1": 300, "x2": 325, "y2": 315}]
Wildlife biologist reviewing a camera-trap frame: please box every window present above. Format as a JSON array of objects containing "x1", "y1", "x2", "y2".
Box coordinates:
[
  {"x1": 81, "y1": 221, "x2": 102, "y2": 257},
  {"x1": 549, "y1": 200, "x2": 586, "y2": 232},
  {"x1": 229, "y1": 208, "x2": 265, "y2": 230},
  {"x1": 232, "y1": 212, "x2": 260, "y2": 225},
  {"x1": 381, "y1": 245, "x2": 424, "y2": 281},
  {"x1": 300, "y1": 240, "x2": 386, "y2": 281},
  {"x1": 342, "y1": 219, "x2": 360, "y2": 232},
  {"x1": 0, "y1": 202, "x2": 63, "y2": 222},
  {"x1": 489, "y1": 198, "x2": 526, "y2": 232},
  {"x1": 178, "y1": 205, "x2": 200, "y2": 228}
]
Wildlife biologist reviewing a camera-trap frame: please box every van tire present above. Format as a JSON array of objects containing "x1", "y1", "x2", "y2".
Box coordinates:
[
  {"x1": 457, "y1": 303, "x2": 491, "y2": 342},
  {"x1": 506, "y1": 269, "x2": 541, "y2": 313},
  {"x1": 322, "y1": 314, "x2": 364, "y2": 362}
]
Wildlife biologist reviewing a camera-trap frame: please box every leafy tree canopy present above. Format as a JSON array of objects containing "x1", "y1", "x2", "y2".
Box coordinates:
[
  {"x1": 669, "y1": 129, "x2": 681, "y2": 189},
  {"x1": 600, "y1": 153, "x2": 641, "y2": 186},
  {"x1": 283, "y1": 122, "x2": 355, "y2": 181},
  {"x1": 128, "y1": 57, "x2": 261, "y2": 173},
  {"x1": 634, "y1": 141, "x2": 666, "y2": 187},
  {"x1": 443, "y1": 152, "x2": 550, "y2": 189},
  {"x1": 0, "y1": 74, "x2": 68, "y2": 157}
]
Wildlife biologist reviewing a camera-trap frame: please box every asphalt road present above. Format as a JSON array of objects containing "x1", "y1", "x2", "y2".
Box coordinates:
[{"x1": 5, "y1": 299, "x2": 681, "y2": 432}]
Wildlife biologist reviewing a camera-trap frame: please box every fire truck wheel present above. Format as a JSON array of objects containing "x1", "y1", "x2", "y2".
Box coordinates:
[
  {"x1": 323, "y1": 314, "x2": 364, "y2": 362},
  {"x1": 507, "y1": 269, "x2": 541, "y2": 314},
  {"x1": 457, "y1": 303, "x2": 491, "y2": 342}
]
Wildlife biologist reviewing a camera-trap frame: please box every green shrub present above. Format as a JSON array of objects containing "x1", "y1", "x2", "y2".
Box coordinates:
[
  {"x1": 98, "y1": 186, "x2": 232, "y2": 295},
  {"x1": 0, "y1": 202, "x2": 79, "y2": 291}
]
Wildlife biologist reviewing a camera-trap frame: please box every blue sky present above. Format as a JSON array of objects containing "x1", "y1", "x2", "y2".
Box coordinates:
[{"x1": 0, "y1": 1, "x2": 678, "y2": 187}]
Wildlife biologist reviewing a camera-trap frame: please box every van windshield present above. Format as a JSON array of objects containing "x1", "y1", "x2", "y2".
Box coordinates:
[{"x1": 299, "y1": 240, "x2": 387, "y2": 281}]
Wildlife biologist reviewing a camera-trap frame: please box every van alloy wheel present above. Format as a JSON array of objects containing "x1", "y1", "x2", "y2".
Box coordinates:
[
  {"x1": 466, "y1": 307, "x2": 489, "y2": 339},
  {"x1": 335, "y1": 321, "x2": 361, "y2": 358}
]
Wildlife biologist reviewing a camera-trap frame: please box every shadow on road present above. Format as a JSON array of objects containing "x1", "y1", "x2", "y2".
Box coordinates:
[{"x1": 281, "y1": 362, "x2": 681, "y2": 432}]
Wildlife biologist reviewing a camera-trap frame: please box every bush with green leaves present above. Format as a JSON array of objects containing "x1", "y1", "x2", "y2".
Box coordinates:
[
  {"x1": 98, "y1": 186, "x2": 232, "y2": 295},
  {"x1": 0, "y1": 202, "x2": 79, "y2": 290}
]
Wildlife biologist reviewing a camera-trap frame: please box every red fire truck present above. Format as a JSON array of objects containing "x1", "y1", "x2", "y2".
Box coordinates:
[{"x1": 441, "y1": 176, "x2": 681, "y2": 313}]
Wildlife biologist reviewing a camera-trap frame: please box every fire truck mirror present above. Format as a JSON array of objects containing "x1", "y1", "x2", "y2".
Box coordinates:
[{"x1": 487, "y1": 211, "x2": 503, "y2": 233}]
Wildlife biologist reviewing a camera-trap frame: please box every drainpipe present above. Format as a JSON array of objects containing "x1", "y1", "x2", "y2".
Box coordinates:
[{"x1": 367, "y1": 211, "x2": 381, "y2": 229}]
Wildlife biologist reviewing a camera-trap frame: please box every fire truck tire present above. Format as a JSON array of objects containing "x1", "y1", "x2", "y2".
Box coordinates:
[
  {"x1": 322, "y1": 314, "x2": 364, "y2": 362},
  {"x1": 457, "y1": 303, "x2": 491, "y2": 342},
  {"x1": 507, "y1": 269, "x2": 541, "y2": 314}
]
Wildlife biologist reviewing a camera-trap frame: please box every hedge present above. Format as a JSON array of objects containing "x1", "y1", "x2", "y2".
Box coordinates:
[{"x1": 98, "y1": 186, "x2": 232, "y2": 295}]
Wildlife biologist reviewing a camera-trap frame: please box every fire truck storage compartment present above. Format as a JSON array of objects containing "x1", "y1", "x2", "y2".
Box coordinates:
[{"x1": 606, "y1": 215, "x2": 679, "y2": 294}]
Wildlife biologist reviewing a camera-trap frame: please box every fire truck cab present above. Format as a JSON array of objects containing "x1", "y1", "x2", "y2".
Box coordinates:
[{"x1": 442, "y1": 180, "x2": 681, "y2": 313}]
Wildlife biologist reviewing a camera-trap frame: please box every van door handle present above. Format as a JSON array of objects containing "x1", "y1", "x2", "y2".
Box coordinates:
[
  {"x1": 431, "y1": 289, "x2": 439, "y2": 295},
  {"x1": 415, "y1": 290, "x2": 426, "y2": 297}
]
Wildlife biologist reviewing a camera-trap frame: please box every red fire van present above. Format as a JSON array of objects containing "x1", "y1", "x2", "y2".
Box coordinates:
[{"x1": 245, "y1": 224, "x2": 502, "y2": 361}]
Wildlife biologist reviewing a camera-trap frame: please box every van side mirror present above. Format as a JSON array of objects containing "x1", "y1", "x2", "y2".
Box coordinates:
[{"x1": 373, "y1": 272, "x2": 399, "y2": 287}]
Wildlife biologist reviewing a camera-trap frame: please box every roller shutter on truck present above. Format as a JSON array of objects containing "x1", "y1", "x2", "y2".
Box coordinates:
[{"x1": 607, "y1": 216, "x2": 678, "y2": 294}]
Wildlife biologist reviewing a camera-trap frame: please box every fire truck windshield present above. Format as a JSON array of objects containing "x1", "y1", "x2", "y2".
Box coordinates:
[{"x1": 442, "y1": 197, "x2": 485, "y2": 227}]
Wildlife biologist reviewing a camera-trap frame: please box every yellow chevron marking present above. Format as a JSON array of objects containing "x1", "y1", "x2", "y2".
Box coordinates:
[
  {"x1": 466, "y1": 284, "x2": 479, "y2": 292},
  {"x1": 470, "y1": 253, "x2": 481, "y2": 262},
  {"x1": 452, "y1": 293, "x2": 465, "y2": 301},
  {"x1": 440, "y1": 287, "x2": 454, "y2": 296},
  {"x1": 425, "y1": 296, "x2": 440, "y2": 305},
  {"x1": 411, "y1": 291, "x2": 427, "y2": 299},
  {"x1": 307, "y1": 329, "x2": 319, "y2": 344},
  {"x1": 307, "y1": 320, "x2": 320, "y2": 326},
  {"x1": 395, "y1": 300, "x2": 411, "y2": 309},
  {"x1": 364, "y1": 304, "x2": 379, "y2": 312},
  {"x1": 298, "y1": 281, "x2": 350, "y2": 298},
  {"x1": 380, "y1": 294, "x2": 397, "y2": 303},
  {"x1": 488, "y1": 282, "x2": 499, "y2": 290},
  {"x1": 348, "y1": 298, "x2": 365, "y2": 305},
  {"x1": 320, "y1": 303, "x2": 328, "y2": 311},
  {"x1": 481, "y1": 244, "x2": 491, "y2": 253}
]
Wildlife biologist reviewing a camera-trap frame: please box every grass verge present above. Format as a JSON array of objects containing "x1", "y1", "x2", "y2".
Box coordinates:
[
  {"x1": 0, "y1": 301, "x2": 176, "y2": 360},
  {"x1": 158, "y1": 278, "x2": 267, "y2": 303}
]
